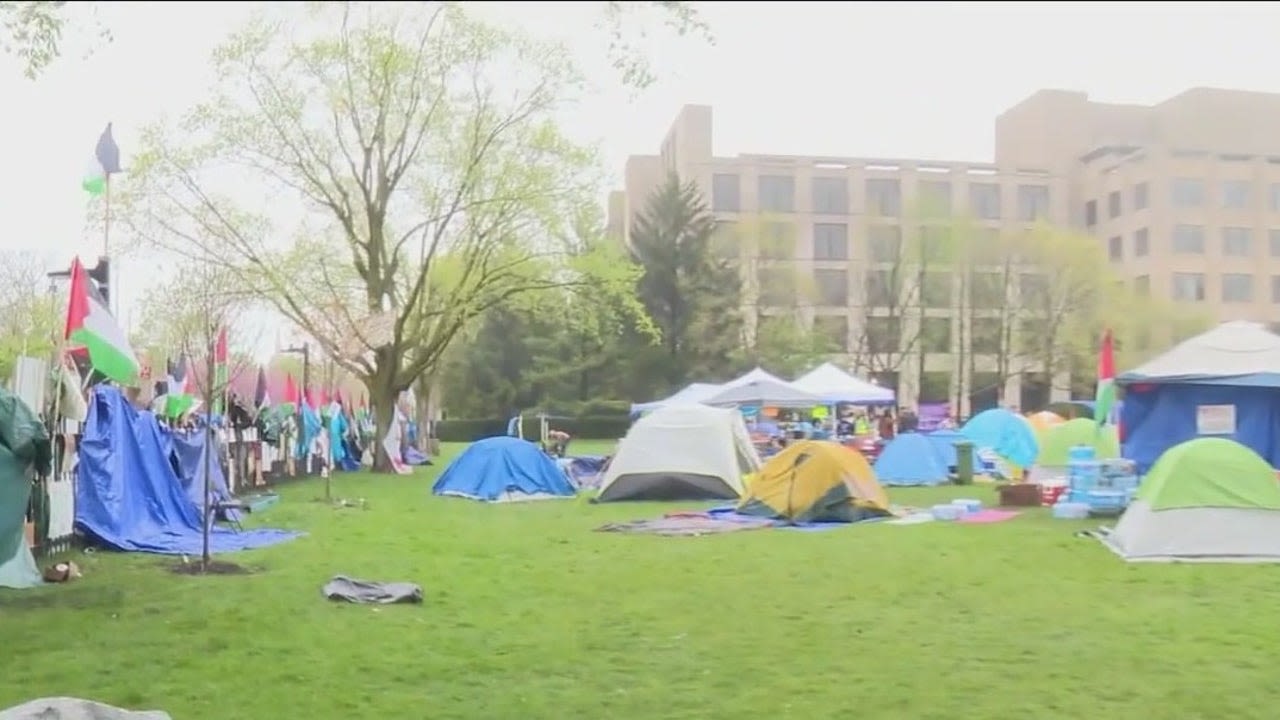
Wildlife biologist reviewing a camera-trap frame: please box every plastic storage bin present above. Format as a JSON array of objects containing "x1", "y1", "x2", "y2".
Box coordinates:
[
  {"x1": 930, "y1": 504, "x2": 964, "y2": 521},
  {"x1": 1052, "y1": 502, "x2": 1090, "y2": 519},
  {"x1": 1067, "y1": 445, "x2": 1097, "y2": 463},
  {"x1": 1085, "y1": 490, "x2": 1128, "y2": 514}
]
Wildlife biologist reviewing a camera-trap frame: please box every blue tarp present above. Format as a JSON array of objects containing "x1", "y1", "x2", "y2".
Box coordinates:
[
  {"x1": 920, "y1": 430, "x2": 981, "y2": 473},
  {"x1": 1122, "y1": 384, "x2": 1280, "y2": 473},
  {"x1": 76, "y1": 386, "x2": 300, "y2": 555},
  {"x1": 432, "y1": 436, "x2": 575, "y2": 501},
  {"x1": 166, "y1": 426, "x2": 235, "y2": 519},
  {"x1": 874, "y1": 433, "x2": 951, "y2": 486},
  {"x1": 960, "y1": 408, "x2": 1039, "y2": 468}
]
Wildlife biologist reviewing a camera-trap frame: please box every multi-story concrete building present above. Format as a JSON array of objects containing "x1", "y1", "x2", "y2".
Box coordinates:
[{"x1": 611, "y1": 88, "x2": 1280, "y2": 413}]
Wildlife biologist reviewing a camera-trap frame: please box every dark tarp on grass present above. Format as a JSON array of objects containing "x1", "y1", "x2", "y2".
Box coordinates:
[{"x1": 75, "y1": 386, "x2": 300, "y2": 555}]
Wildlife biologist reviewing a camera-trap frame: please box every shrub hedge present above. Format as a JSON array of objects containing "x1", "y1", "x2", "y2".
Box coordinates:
[{"x1": 436, "y1": 414, "x2": 632, "y2": 443}]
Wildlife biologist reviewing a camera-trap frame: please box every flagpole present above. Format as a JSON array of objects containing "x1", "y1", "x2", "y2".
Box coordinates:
[{"x1": 103, "y1": 173, "x2": 116, "y2": 319}]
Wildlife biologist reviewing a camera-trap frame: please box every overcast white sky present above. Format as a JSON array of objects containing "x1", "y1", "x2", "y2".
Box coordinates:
[{"x1": 1, "y1": 1, "x2": 1275, "y2": 359}]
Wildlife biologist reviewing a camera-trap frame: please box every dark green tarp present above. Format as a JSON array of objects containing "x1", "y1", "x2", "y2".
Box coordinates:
[{"x1": 0, "y1": 387, "x2": 52, "y2": 589}]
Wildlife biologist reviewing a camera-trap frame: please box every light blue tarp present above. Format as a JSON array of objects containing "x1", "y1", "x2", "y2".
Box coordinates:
[
  {"x1": 432, "y1": 436, "x2": 575, "y2": 501},
  {"x1": 1122, "y1": 384, "x2": 1280, "y2": 473},
  {"x1": 874, "y1": 433, "x2": 951, "y2": 486},
  {"x1": 920, "y1": 430, "x2": 983, "y2": 474},
  {"x1": 75, "y1": 386, "x2": 301, "y2": 555},
  {"x1": 960, "y1": 408, "x2": 1039, "y2": 468}
]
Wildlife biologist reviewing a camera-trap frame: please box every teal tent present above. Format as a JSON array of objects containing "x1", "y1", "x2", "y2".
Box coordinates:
[{"x1": 0, "y1": 387, "x2": 52, "y2": 589}]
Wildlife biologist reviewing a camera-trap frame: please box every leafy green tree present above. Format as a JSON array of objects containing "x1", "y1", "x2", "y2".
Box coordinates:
[
  {"x1": 1, "y1": 1, "x2": 110, "y2": 79},
  {"x1": 117, "y1": 3, "x2": 648, "y2": 469},
  {"x1": 628, "y1": 172, "x2": 743, "y2": 390}
]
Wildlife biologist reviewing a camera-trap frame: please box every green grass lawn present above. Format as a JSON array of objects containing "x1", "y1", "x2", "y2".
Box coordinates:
[{"x1": 4, "y1": 441, "x2": 1280, "y2": 719}]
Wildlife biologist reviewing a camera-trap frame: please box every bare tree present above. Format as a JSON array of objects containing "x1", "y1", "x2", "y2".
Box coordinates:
[{"x1": 0, "y1": 250, "x2": 58, "y2": 380}]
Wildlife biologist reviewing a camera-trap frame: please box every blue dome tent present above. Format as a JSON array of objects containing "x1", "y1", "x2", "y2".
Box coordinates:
[
  {"x1": 432, "y1": 437, "x2": 575, "y2": 502},
  {"x1": 960, "y1": 408, "x2": 1039, "y2": 469},
  {"x1": 874, "y1": 433, "x2": 951, "y2": 486}
]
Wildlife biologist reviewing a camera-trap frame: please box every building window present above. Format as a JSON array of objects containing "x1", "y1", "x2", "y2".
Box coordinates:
[
  {"x1": 1172, "y1": 272, "x2": 1206, "y2": 302},
  {"x1": 919, "y1": 372, "x2": 952, "y2": 403},
  {"x1": 812, "y1": 223, "x2": 848, "y2": 260},
  {"x1": 758, "y1": 221, "x2": 796, "y2": 258},
  {"x1": 711, "y1": 221, "x2": 739, "y2": 258},
  {"x1": 921, "y1": 317, "x2": 952, "y2": 353},
  {"x1": 969, "y1": 183, "x2": 1001, "y2": 220},
  {"x1": 1016, "y1": 184, "x2": 1049, "y2": 221},
  {"x1": 1108, "y1": 191, "x2": 1122, "y2": 219},
  {"x1": 1172, "y1": 224, "x2": 1205, "y2": 254},
  {"x1": 868, "y1": 224, "x2": 901, "y2": 262},
  {"x1": 813, "y1": 316, "x2": 848, "y2": 351},
  {"x1": 758, "y1": 175, "x2": 795, "y2": 213},
  {"x1": 1223, "y1": 227, "x2": 1252, "y2": 257},
  {"x1": 865, "y1": 271, "x2": 896, "y2": 307},
  {"x1": 813, "y1": 268, "x2": 849, "y2": 306},
  {"x1": 865, "y1": 316, "x2": 901, "y2": 354},
  {"x1": 921, "y1": 271, "x2": 952, "y2": 308},
  {"x1": 970, "y1": 272, "x2": 1006, "y2": 309},
  {"x1": 1223, "y1": 180, "x2": 1251, "y2": 209},
  {"x1": 1133, "y1": 182, "x2": 1149, "y2": 210},
  {"x1": 1108, "y1": 236, "x2": 1123, "y2": 261},
  {"x1": 866, "y1": 178, "x2": 901, "y2": 216},
  {"x1": 1270, "y1": 230, "x2": 1280, "y2": 257},
  {"x1": 1271, "y1": 276, "x2": 1280, "y2": 303},
  {"x1": 756, "y1": 266, "x2": 794, "y2": 306},
  {"x1": 1084, "y1": 200, "x2": 1097, "y2": 226},
  {"x1": 811, "y1": 177, "x2": 849, "y2": 215},
  {"x1": 711, "y1": 173, "x2": 740, "y2": 212},
  {"x1": 918, "y1": 180, "x2": 952, "y2": 215},
  {"x1": 1270, "y1": 184, "x2": 1280, "y2": 212},
  {"x1": 1172, "y1": 178, "x2": 1205, "y2": 207},
  {"x1": 1134, "y1": 228, "x2": 1149, "y2": 257},
  {"x1": 1019, "y1": 273, "x2": 1047, "y2": 304},
  {"x1": 1134, "y1": 275, "x2": 1150, "y2": 296},
  {"x1": 1222, "y1": 273, "x2": 1254, "y2": 303},
  {"x1": 971, "y1": 318, "x2": 1003, "y2": 355}
]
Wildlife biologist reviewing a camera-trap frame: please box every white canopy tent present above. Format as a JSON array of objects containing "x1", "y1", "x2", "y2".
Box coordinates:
[
  {"x1": 792, "y1": 362, "x2": 895, "y2": 405},
  {"x1": 628, "y1": 382, "x2": 724, "y2": 416},
  {"x1": 702, "y1": 367, "x2": 822, "y2": 408}
]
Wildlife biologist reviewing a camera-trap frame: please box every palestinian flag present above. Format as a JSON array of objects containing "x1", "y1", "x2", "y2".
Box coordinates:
[
  {"x1": 63, "y1": 257, "x2": 139, "y2": 385},
  {"x1": 164, "y1": 355, "x2": 197, "y2": 419},
  {"x1": 212, "y1": 326, "x2": 228, "y2": 413},
  {"x1": 279, "y1": 374, "x2": 300, "y2": 415},
  {"x1": 1095, "y1": 328, "x2": 1116, "y2": 430},
  {"x1": 83, "y1": 123, "x2": 122, "y2": 196}
]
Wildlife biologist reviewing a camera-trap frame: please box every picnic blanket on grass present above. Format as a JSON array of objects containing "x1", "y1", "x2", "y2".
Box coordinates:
[{"x1": 595, "y1": 505, "x2": 894, "y2": 536}]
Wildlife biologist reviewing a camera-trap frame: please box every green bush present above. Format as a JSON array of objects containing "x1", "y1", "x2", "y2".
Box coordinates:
[{"x1": 436, "y1": 414, "x2": 632, "y2": 442}]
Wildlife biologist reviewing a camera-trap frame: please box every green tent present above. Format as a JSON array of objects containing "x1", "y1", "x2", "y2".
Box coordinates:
[
  {"x1": 1135, "y1": 438, "x2": 1280, "y2": 511},
  {"x1": 1036, "y1": 418, "x2": 1121, "y2": 466},
  {"x1": 1100, "y1": 438, "x2": 1280, "y2": 563},
  {"x1": 0, "y1": 387, "x2": 52, "y2": 589}
]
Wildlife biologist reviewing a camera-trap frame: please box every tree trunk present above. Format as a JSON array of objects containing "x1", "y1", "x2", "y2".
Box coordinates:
[{"x1": 370, "y1": 383, "x2": 399, "y2": 473}]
